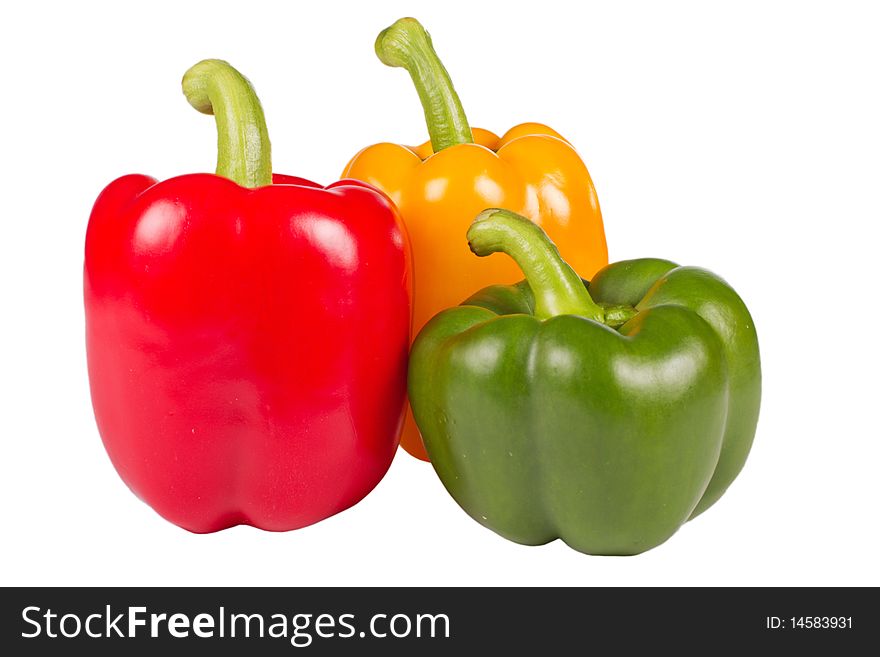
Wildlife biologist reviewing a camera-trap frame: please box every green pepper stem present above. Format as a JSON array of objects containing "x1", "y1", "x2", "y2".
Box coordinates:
[
  {"x1": 467, "y1": 209, "x2": 605, "y2": 322},
  {"x1": 375, "y1": 17, "x2": 473, "y2": 152},
  {"x1": 601, "y1": 304, "x2": 638, "y2": 328},
  {"x1": 181, "y1": 59, "x2": 272, "y2": 188}
]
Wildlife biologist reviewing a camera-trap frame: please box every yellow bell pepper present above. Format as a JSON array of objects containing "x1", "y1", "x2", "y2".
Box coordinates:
[{"x1": 343, "y1": 18, "x2": 608, "y2": 460}]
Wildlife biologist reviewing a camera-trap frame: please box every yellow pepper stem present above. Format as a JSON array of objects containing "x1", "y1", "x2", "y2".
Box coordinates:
[{"x1": 375, "y1": 17, "x2": 473, "y2": 152}]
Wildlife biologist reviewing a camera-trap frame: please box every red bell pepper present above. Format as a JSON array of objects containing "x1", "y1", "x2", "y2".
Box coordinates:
[{"x1": 84, "y1": 60, "x2": 411, "y2": 533}]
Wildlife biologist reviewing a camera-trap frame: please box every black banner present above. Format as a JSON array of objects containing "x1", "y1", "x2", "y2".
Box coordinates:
[{"x1": 0, "y1": 587, "x2": 871, "y2": 654}]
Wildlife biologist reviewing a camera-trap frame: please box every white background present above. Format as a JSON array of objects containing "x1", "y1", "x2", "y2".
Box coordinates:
[{"x1": 1, "y1": 0, "x2": 878, "y2": 586}]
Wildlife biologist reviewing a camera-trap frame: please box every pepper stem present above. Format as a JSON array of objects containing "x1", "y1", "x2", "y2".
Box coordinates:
[
  {"x1": 467, "y1": 209, "x2": 605, "y2": 322},
  {"x1": 182, "y1": 59, "x2": 272, "y2": 188},
  {"x1": 375, "y1": 18, "x2": 473, "y2": 152}
]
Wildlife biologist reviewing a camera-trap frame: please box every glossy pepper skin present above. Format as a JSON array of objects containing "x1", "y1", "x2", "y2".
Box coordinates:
[
  {"x1": 409, "y1": 210, "x2": 760, "y2": 555},
  {"x1": 343, "y1": 18, "x2": 608, "y2": 460},
  {"x1": 85, "y1": 60, "x2": 411, "y2": 533}
]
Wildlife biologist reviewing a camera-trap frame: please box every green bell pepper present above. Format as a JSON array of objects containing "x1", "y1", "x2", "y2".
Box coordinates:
[{"x1": 408, "y1": 208, "x2": 761, "y2": 555}]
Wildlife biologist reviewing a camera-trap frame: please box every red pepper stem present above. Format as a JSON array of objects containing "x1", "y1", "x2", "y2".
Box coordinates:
[
  {"x1": 182, "y1": 59, "x2": 272, "y2": 188},
  {"x1": 375, "y1": 18, "x2": 473, "y2": 153},
  {"x1": 467, "y1": 209, "x2": 605, "y2": 322}
]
